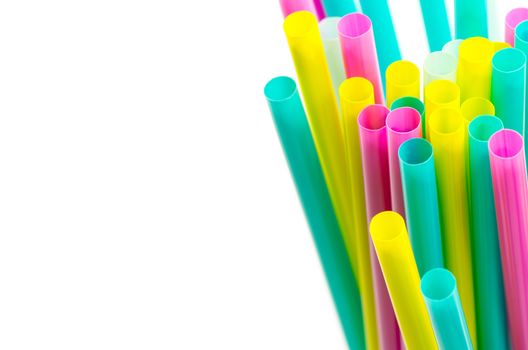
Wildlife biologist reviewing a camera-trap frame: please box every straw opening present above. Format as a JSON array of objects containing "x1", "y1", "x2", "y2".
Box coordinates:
[
  {"x1": 387, "y1": 61, "x2": 419, "y2": 87},
  {"x1": 284, "y1": 11, "x2": 318, "y2": 38},
  {"x1": 369, "y1": 211, "x2": 405, "y2": 242},
  {"x1": 459, "y1": 37, "x2": 494, "y2": 64},
  {"x1": 468, "y1": 116, "x2": 503, "y2": 143},
  {"x1": 506, "y1": 8, "x2": 528, "y2": 31},
  {"x1": 319, "y1": 17, "x2": 340, "y2": 41},
  {"x1": 492, "y1": 48, "x2": 526, "y2": 73},
  {"x1": 424, "y1": 52, "x2": 457, "y2": 75},
  {"x1": 386, "y1": 107, "x2": 421, "y2": 133},
  {"x1": 338, "y1": 13, "x2": 371, "y2": 39},
  {"x1": 398, "y1": 138, "x2": 433, "y2": 166},
  {"x1": 421, "y1": 268, "x2": 456, "y2": 302},
  {"x1": 340, "y1": 77, "x2": 373, "y2": 103},
  {"x1": 264, "y1": 76, "x2": 298, "y2": 102},
  {"x1": 461, "y1": 97, "x2": 495, "y2": 123},
  {"x1": 358, "y1": 105, "x2": 389, "y2": 131},
  {"x1": 515, "y1": 20, "x2": 528, "y2": 44},
  {"x1": 489, "y1": 129, "x2": 524, "y2": 159}
]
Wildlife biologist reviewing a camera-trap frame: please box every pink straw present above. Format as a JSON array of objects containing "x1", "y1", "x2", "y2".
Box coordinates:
[
  {"x1": 279, "y1": 0, "x2": 318, "y2": 19},
  {"x1": 358, "y1": 105, "x2": 402, "y2": 350},
  {"x1": 338, "y1": 13, "x2": 385, "y2": 105},
  {"x1": 489, "y1": 129, "x2": 528, "y2": 350},
  {"x1": 505, "y1": 8, "x2": 528, "y2": 46},
  {"x1": 386, "y1": 107, "x2": 422, "y2": 217},
  {"x1": 312, "y1": 0, "x2": 326, "y2": 20}
]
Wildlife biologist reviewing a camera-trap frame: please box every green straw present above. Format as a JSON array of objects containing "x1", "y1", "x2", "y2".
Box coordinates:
[
  {"x1": 514, "y1": 20, "x2": 528, "y2": 164},
  {"x1": 264, "y1": 76, "x2": 365, "y2": 350},
  {"x1": 391, "y1": 97, "x2": 426, "y2": 137},
  {"x1": 419, "y1": 0, "x2": 452, "y2": 51},
  {"x1": 455, "y1": 0, "x2": 488, "y2": 39},
  {"x1": 467, "y1": 116, "x2": 509, "y2": 350},
  {"x1": 320, "y1": 0, "x2": 356, "y2": 16}
]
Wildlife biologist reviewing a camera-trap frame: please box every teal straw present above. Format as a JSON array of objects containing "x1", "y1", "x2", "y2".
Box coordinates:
[
  {"x1": 467, "y1": 116, "x2": 509, "y2": 350},
  {"x1": 391, "y1": 96, "x2": 426, "y2": 138},
  {"x1": 419, "y1": 0, "x2": 452, "y2": 51},
  {"x1": 421, "y1": 268, "x2": 474, "y2": 350},
  {"x1": 455, "y1": 0, "x2": 488, "y2": 39},
  {"x1": 358, "y1": 0, "x2": 401, "y2": 89},
  {"x1": 514, "y1": 20, "x2": 528, "y2": 165},
  {"x1": 264, "y1": 76, "x2": 365, "y2": 350},
  {"x1": 398, "y1": 138, "x2": 444, "y2": 276},
  {"x1": 320, "y1": 0, "x2": 356, "y2": 16}
]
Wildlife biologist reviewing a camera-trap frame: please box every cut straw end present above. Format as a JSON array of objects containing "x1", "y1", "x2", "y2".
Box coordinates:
[
  {"x1": 279, "y1": 0, "x2": 318, "y2": 19},
  {"x1": 488, "y1": 129, "x2": 525, "y2": 160},
  {"x1": 460, "y1": 97, "x2": 495, "y2": 125},
  {"x1": 506, "y1": 8, "x2": 528, "y2": 46},
  {"x1": 424, "y1": 51, "x2": 458, "y2": 86},
  {"x1": 386, "y1": 60, "x2": 420, "y2": 108},
  {"x1": 468, "y1": 115, "x2": 504, "y2": 144},
  {"x1": 443, "y1": 39, "x2": 463, "y2": 59}
]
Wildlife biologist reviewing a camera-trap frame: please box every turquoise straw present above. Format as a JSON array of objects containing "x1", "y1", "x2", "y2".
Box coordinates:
[
  {"x1": 358, "y1": 0, "x2": 401, "y2": 89},
  {"x1": 455, "y1": 0, "x2": 488, "y2": 39},
  {"x1": 468, "y1": 116, "x2": 509, "y2": 350},
  {"x1": 398, "y1": 138, "x2": 444, "y2": 276},
  {"x1": 320, "y1": 0, "x2": 356, "y2": 16},
  {"x1": 419, "y1": 0, "x2": 452, "y2": 51},
  {"x1": 264, "y1": 76, "x2": 365, "y2": 350},
  {"x1": 391, "y1": 96, "x2": 426, "y2": 138},
  {"x1": 514, "y1": 20, "x2": 528, "y2": 164},
  {"x1": 421, "y1": 268, "x2": 474, "y2": 350}
]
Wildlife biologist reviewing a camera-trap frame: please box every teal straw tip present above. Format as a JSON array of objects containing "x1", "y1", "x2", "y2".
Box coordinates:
[
  {"x1": 264, "y1": 76, "x2": 298, "y2": 101},
  {"x1": 421, "y1": 268, "x2": 456, "y2": 302},
  {"x1": 492, "y1": 48, "x2": 526, "y2": 74},
  {"x1": 515, "y1": 20, "x2": 528, "y2": 44},
  {"x1": 398, "y1": 138, "x2": 433, "y2": 166},
  {"x1": 468, "y1": 116, "x2": 504, "y2": 143}
]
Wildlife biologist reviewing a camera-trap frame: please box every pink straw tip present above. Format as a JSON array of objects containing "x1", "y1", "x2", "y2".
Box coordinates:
[
  {"x1": 505, "y1": 8, "x2": 528, "y2": 46},
  {"x1": 488, "y1": 129, "x2": 525, "y2": 160},
  {"x1": 386, "y1": 107, "x2": 422, "y2": 135},
  {"x1": 358, "y1": 104, "x2": 390, "y2": 132},
  {"x1": 337, "y1": 13, "x2": 372, "y2": 39}
]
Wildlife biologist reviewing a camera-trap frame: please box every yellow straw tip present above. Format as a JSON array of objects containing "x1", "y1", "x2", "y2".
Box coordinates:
[
  {"x1": 369, "y1": 211, "x2": 406, "y2": 242},
  {"x1": 386, "y1": 60, "x2": 419, "y2": 87},
  {"x1": 459, "y1": 37, "x2": 494, "y2": 63},
  {"x1": 284, "y1": 11, "x2": 318, "y2": 38},
  {"x1": 339, "y1": 77, "x2": 374, "y2": 104}
]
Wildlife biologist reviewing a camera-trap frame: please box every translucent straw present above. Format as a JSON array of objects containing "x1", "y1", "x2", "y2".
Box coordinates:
[
  {"x1": 391, "y1": 97, "x2": 426, "y2": 137},
  {"x1": 339, "y1": 78, "x2": 379, "y2": 350},
  {"x1": 421, "y1": 268, "x2": 473, "y2": 350},
  {"x1": 460, "y1": 97, "x2": 495, "y2": 125},
  {"x1": 514, "y1": 21, "x2": 528, "y2": 163},
  {"x1": 358, "y1": 105, "x2": 401, "y2": 350},
  {"x1": 320, "y1": 0, "x2": 356, "y2": 17},
  {"x1": 386, "y1": 60, "x2": 420, "y2": 108},
  {"x1": 467, "y1": 116, "x2": 509, "y2": 350},
  {"x1": 320, "y1": 17, "x2": 347, "y2": 104},
  {"x1": 264, "y1": 76, "x2": 366, "y2": 350},
  {"x1": 370, "y1": 211, "x2": 438, "y2": 350},
  {"x1": 419, "y1": 0, "x2": 452, "y2": 51},
  {"x1": 424, "y1": 51, "x2": 458, "y2": 87},
  {"x1": 489, "y1": 129, "x2": 528, "y2": 350},
  {"x1": 386, "y1": 107, "x2": 422, "y2": 217},
  {"x1": 505, "y1": 8, "x2": 528, "y2": 46},
  {"x1": 279, "y1": 0, "x2": 318, "y2": 19},
  {"x1": 399, "y1": 138, "x2": 444, "y2": 276},
  {"x1": 338, "y1": 13, "x2": 384, "y2": 104},
  {"x1": 424, "y1": 80, "x2": 461, "y2": 138},
  {"x1": 443, "y1": 39, "x2": 463, "y2": 59},
  {"x1": 429, "y1": 107, "x2": 477, "y2": 346},
  {"x1": 455, "y1": 0, "x2": 488, "y2": 39},
  {"x1": 457, "y1": 37, "x2": 494, "y2": 102}
]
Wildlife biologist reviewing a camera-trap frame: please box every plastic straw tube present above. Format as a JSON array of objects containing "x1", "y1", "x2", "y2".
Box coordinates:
[
  {"x1": 391, "y1": 97, "x2": 425, "y2": 138},
  {"x1": 264, "y1": 76, "x2": 366, "y2": 349},
  {"x1": 358, "y1": 105, "x2": 401, "y2": 350},
  {"x1": 386, "y1": 107, "x2": 422, "y2": 217},
  {"x1": 455, "y1": 0, "x2": 488, "y2": 39},
  {"x1": 419, "y1": 0, "x2": 452, "y2": 51},
  {"x1": 429, "y1": 108, "x2": 477, "y2": 346},
  {"x1": 339, "y1": 77, "x2": 379, "y2": 350},
  {"x1": 486, "y1": 0, "x2": 499, "y2": 41},
  {"x1": 443, "y1": 39, "x2": 463, "y2": 59},
  {"x1": 467, "y1": 116, "x2": 509, "y2": 350},
  {"x1": 514, "y1": 21, "x2": 528, "y2": 164},
  {"x1": 491, "y1": 48, "x2": 526, "y2": 139},
  {"x1": 279, "y1": 0, "x2": 318, "y2": 18},
  {"x1": 320, "y1": 0, "x2": 356, "y2": 17},
  {"x1": 424, "y1": 80, "x2": 461, "y2": 138},
  {"x1": 370, "y1": 212, "x2": 438, "y2": 350},
  {"x1": 460, "y1": 97, "x2": 495, "y2": 125},
  {"x1": 358, "y1": 0, "x2": 401, "y2": 89},
  {"x1": 505, "y1": 8, "x2": 528, "y2": 46},
  {"x1": 338, "y1": 13, "x2": 384, "y2": 104},
  {"x1": 421, "y1": 268, "x2": 473, "y2": 350},
  {"x1": 386, "y1": 60, "x2": 420, "y2": 108},
  {"x1": 313, "y1": 0, "x2": 326, "y2": 20},
  {"x1": 320, "y1": 17, "x2": 347, "y2": 105},
  {"x1": 457, "y1": 37, "x2": 494, "y2": 102},
  {"x1": 489, "y1": 129, "x2": 528, "y2": 350},
  {"x1": 424, "y1": 52, "x2": 458, "y2": 87}
]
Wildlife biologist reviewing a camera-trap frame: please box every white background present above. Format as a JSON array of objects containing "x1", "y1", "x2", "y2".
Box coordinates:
[{"x1": 0, "y1": 0, "x2": 523, "y2": 349}]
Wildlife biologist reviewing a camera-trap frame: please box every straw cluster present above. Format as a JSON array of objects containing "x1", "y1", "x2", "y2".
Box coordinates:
[{"x1": 265, "y1": 2, "x2": 528, "y2": 350}]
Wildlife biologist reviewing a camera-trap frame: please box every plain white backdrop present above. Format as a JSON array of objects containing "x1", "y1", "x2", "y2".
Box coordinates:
[{"x1": 0, "y1": 0, "x2": 523, "y2": 349}]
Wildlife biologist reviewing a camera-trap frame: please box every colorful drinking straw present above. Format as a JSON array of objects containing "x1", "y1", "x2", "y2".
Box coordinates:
[
  {"x1": 443, "y1": 39, "x2": 463, "y2": 59},
  {"x1": 264, "y1": 76, "x2": 366, "y2": 350},
  {"x1": 455, "y1": 0, "x2": 488, "y2": 39},
  {"x1": 313, "y1": 0, "x2": 326, "y2": 20},
  {"x1": 505, "y1": 8, "x2": 528, "y2": 46},
  {"x1": 467, "y1": 116, "x2": 509, "y2": 350},
  {"x1": 460, "y1": 97, "x2": 495, "y2": 125},
  {"x1": 489, "y1": 129, "x2": 528, "y2": 350},
  {"x1": 391, "y1": 97, "x2": 425, "y2": 138},
  {"x1": 370, "y1": 211, "x2": 438, "y2": 350},
  {"x1": 457, "y1": 37, "x2": 494, "y2": 102},
  {"x1": 424, "y1": 80, "x2": 461, "y2": 138},
  {"x1": 385, "y1": 60, "x2": 420, "y2": 108},
  {"x1": 419, "y1": 0, "x2": 452, "y2": 51},
  {"x1": 424, "y1": 52, "x2": 458, "y2": 87},
  {"x1": 421, "y1": 268, "x2": 473, "y2": 350},
  {"x1": 486, "y1": 0, "x2": 499, "y2": 41},
  {"x1": 320, "y1": 0, "x2": 356, "y2": 17},
  {"x1": 279, "y1": 0, "x2": 318, "y2": 19},
  {"x1": 319, "y1": 17, "x2": 347, "y2": 105},
  {"x1": 514, "y1": 21, "x2": 528, "y2": 163}
]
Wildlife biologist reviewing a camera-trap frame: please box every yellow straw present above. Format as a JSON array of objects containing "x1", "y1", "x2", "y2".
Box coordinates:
[
  {"x1": 460, "y1": 97, "x2": 495, "y2": 125},
  {"x1": 457, "y1": 37, "x2": 494, "y2": 102},
  {"x1": 424, "y1": 80, "x2": 460, "y2": 139},
  {"x1": 370, "y1": 211, "x2": 438, "y2": 350},
  {"x1": 385, "y1": 60, "x2": 420, "y2": 108}
]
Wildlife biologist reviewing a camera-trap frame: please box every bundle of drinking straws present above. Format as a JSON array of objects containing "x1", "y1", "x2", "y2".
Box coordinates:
[{"x1": 264, "y1": 1, "x2": 528, "y2": 350}]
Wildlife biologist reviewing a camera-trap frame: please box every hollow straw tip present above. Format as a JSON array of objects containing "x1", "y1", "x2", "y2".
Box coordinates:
[
  {"x1": 468, "y1": 115, "x2": 504, "y2": 144},
  {"x1": 339, "y1": 77, "x2": 374, "y2": 105},
  {"x1": 398, "y1": 138, "x2": 434, "y2": 167},
  {"x1": 386, "y1": 107, "x2": 422, "y2": 135},
  {"x1": 458, "y1": 37, "x2": 494, "y2": 64},
  {"x1": 337, "y1": 12, "x2": 373, "y2": 40},
  {"x1": 515, "y1": 20, "x2": 528, "y2": 45},
  {"x1": 264, "y1": 76, "x2": 298, "y2": 102},
  {"x1": 369, "y1": 211, "x2": 406, "y2": 243},
  {"x1": 284, "y1": 11, "x2": 319, "y2": 39},
  {"x1": 488, "y1": 129, "x2": 525, "y2": 160},
  {"x1": 506, "y1": 8, "x2": 528, "y2": 32},
  {"x1": 357, "y1": 104, "x2": 390, "y2": 133},
  {"x1": 319, "y1": 17, "x2": 341, "y2": 41},
  {"x1": 492, "y1": 47, "x2": 527, "y2": 74},
  {"x1": 421, "y1": 268, "x2": 457, "y2": 303}
]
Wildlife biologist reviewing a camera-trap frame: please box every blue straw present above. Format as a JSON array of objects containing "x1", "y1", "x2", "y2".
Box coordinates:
[
  {"x1": 320, "y1": 0, "x2": 356, "y2": 17},
  {"x1": 419, "y1": 0, "x2": 452, "y2": 51}
]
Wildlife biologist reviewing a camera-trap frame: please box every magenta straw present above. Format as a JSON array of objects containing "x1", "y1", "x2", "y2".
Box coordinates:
[
  {"x1": 358, "y1": 105, "x2": 402, "y2": 350},
  {"x1": 386, "y1": 107, "x2": 423, "y2": 217},
  {"x1": 279, "y1": 0, "x2": 318, "y2": 18},
  {"x1": 489, "y1": 129, "x2": 528, "y2": 350},
  {"x1": 313, "y1": 0, "x2": 326, "y2": 20},
  {"x1": 506, "y1": 8, "x2": 528, "y2": 46},
  {"x1": 338, "y1": 13, "x2": 385, "y2": 104}
]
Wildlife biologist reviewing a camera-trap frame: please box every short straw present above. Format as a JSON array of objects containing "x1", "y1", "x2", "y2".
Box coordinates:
[
  {"x1": 264, "y1": 76, "x2": 366, "y2": 350},
  {"x1": 489, "y1": 129, "x2": 528, "y2": 350},
  {"x1": 284, "y1": 12, "x2": 358, "y2": 280},
  {"x1": 421, "y1": 268, "x2": 473, "y2": 350},
  {"x1": 429, "y1": 107, "x2": 477, "y2": 346},
  {"x1": 491, "y1": 48, "x2": 526, "y2": 138},
  {"x1": 424, "y1": 52, "x2": 458, "y2": 87},
  {"x1": 358, "y1": 0, "x2": 402, "y2": 90},
  {"x1": 339, "y1": 78, "x2": 380, "y2": 350},
  {"x1": 514, "y1": 21, "x2": 528, "y2": 164},
  {"x1": 358, "y1": 105, "x2": 401, "y2": 350},
  {"x1": 419, "y1": 0, "x2": 452, "y2": 51},
  {"x1": 505, "y1": 8, "x2": 528, "y2": 46},
  {"x1": 386, "y1": 107, "x2": 422, "y2": 217},
  {"x1": 398, "y1": 138, "x2": 444, "y2": 276},
  {"x1": 370, "y1": 212, "x2": 439, "y2": 350},
  {"x1": 320, "y1": 0, "x2": 356, "y2": 17},
  {"x1": 338, "y1": 13, "x2": 384, "y2": 104},
  {"x1": 457, "y1": 37, "x2": 494, "y2": 102},
  {"x1": 467, "y1": 116, "x2": 509, "y2": 350},
  {"x1": 455, "y1": 0, "x2": 488, "y2": 39},
  {"x1": 443, "y1": 39, "x2": 463, "y2": 59},
  {"x1": 279, "y1": 0, "x2": 318, "y2": 19},
  {"x1": 391, "y1": 97, "x2": 426, "y2": 137},
  {"x1": 460, "y1": 97, "x2": 495, "y2": 125},
  {"x1": 313, "y1": 0, "x2": 326, "y2": 20},
  {"x1": 385, "y1": 60, "x2": 420, "y2": 108},
  {"x1": 424, "y1": 80, "x2": 461, "y2": 138},
  {"x1": 320, "y1": 17, "x2": 347, "y2": 105}
]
